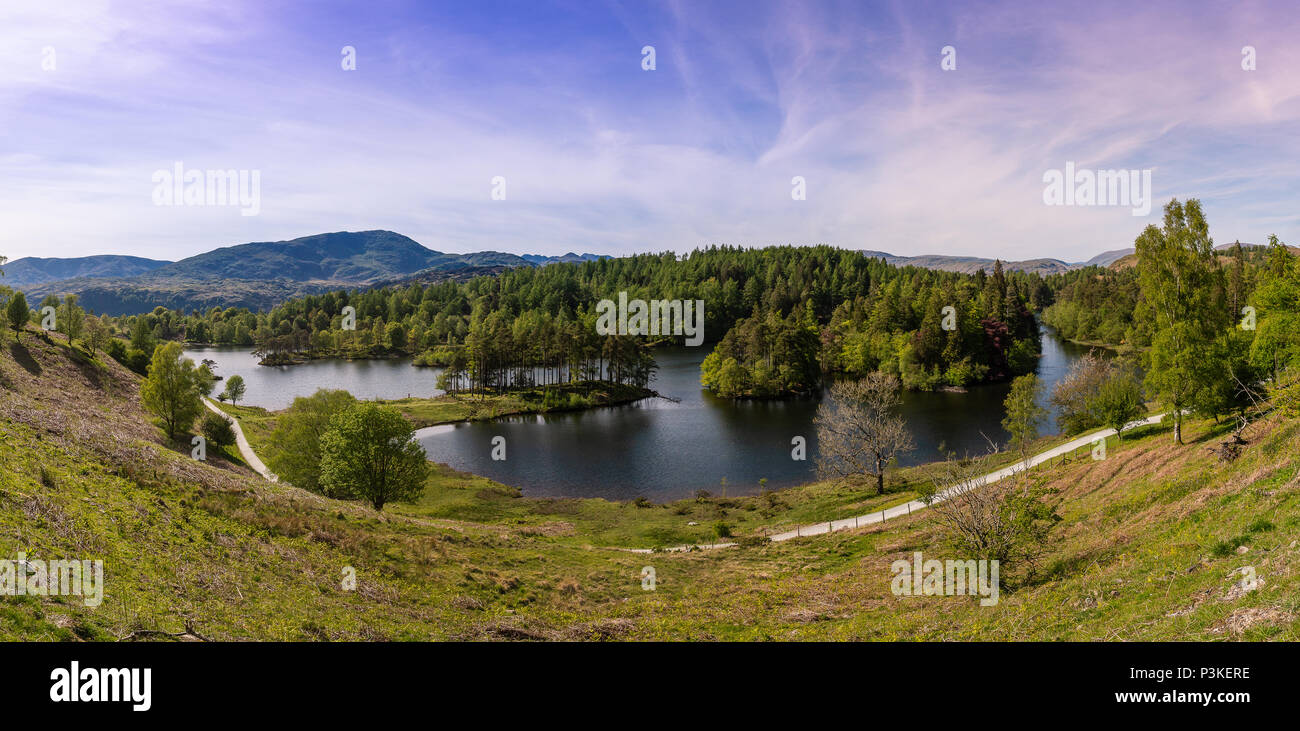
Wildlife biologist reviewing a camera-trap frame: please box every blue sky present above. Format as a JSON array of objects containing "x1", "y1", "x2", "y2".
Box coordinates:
[{"x1": 2, "y1": 0, "x2": 1298, "y2": 263}]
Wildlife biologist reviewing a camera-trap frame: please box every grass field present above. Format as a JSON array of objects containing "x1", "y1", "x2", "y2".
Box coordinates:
[{"x1": 3, "y1": 328, "x2": 1297, "y2": 641}]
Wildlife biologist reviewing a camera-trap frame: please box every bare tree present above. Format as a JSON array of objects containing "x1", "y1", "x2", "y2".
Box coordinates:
[
  {"x1": 815, "y1": 373, "x2": 914, "y2": 495},
  {"x1": 1050, "y1": 349, "x2": 1111, "y2": 434},
  {"x1": 927, "y1": 451, "x2": 1060, "y2": 586}
]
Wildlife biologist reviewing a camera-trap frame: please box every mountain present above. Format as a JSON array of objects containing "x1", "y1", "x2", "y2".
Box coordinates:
[
  {"x1": 1080, "y1": 248, "x2": 1134, "y2": 268},
  {"x1": 0, "y1": 254, "x2": 170, "y2": 289},
  {"x1": 1097, "y1": 242, "x2": 1276, "y2": 271},
  {"x1": 859, "y1": 250, "x2": 1075, "y2": 275},
  {"x1": 859, "y1": 242, "x2": 1272, "y2": 275},
  {"x1": 145, "y1": 230, "x2": 523, "y2": 282},
  {"x1": 520, "y1": 252, "x2": 608, "y2": 265},
  {"x1": 25, "y1": 231, "x2": 548, "y2": 315}
]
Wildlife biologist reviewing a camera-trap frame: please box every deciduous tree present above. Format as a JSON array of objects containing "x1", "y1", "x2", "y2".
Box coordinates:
[
  {"x1": 814, "y1": 372, "x2": 914, "y2": 495},
  {"x1": 140, "y1": 342, "x2": 203, "y2": 440},
  {"x1": 319, "y1": 403, "x2": 430, "y2": 511}
]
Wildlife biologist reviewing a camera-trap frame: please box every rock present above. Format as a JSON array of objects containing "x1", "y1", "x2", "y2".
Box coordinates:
[
  {"x1": 1220, "y1": 573, "x2": 1265, "y2": 602},
  {"x1": 1236, "y1": 545, "x2": 1250, "y2": 554}
]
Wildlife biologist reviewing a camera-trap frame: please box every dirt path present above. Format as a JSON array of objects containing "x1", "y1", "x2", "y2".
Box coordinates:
[
  {"x1": 202, "y1": 398, "x2": 277, "y2": 482},
  {"x1": 211, "y1": 399, "x2": 1164, "y2": 553},
  {"x1": 630, "y1": 413, "x2": 1167, "y2": 552}
]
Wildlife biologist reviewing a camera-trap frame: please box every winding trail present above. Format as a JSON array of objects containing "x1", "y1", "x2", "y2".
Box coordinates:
[
  {"x1": 202, "y1": 398, "x2": 277, "y2": 482},
  {"x1": 625, "y1": 412, "x2": 1167, "y2": 553},
  {"x1": 210, "y1": 400, "x2": 1164, "y2": 553}
]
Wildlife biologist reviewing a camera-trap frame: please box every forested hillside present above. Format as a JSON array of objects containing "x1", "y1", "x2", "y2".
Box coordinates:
[
  {"x1": 1042, "y1": 240, "x2": 1289, "y2": 349},
  {"x1": 86, "y1": 246, "x2": 1048, "y2": 396}
]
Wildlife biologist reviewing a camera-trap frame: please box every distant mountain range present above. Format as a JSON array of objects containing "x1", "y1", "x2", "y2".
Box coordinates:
[
  {"x1": 856, "y1": 242, "x2": 1269, "y2": 276},
  {"x1": 858, "y1": 248, "x2": 1135, "y2": 275},
  {"x1": 10, "y1": 231, "x2": 1265, "y2": 316},
  {"x1": 8, "y1": 231, "x2": 609, "y2": 315},
  {"x1": 1, "y1": 255, "x2": 170, "y2": 289}
]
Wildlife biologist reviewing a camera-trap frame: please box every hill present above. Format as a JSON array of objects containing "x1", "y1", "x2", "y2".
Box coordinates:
[
  {"x1": 1, "y1": 325, "x2": 1296, "y2": 640},
  {"x1": 1, "y1": 255, "x2": 170, "y2": 289},
  {"x1": 860, "y1": 250, "x2": 1075, "y2": 276},
  {"x1": 21, "y1": 231, "x2": 547, "y2": 315},
  {"x1": 860, "y1": 242, "x2": 1282, "y2": 276},
  {"x1": 1103, "y1": 241, "x2": 1299, "y2": 272},
  {"x1": 147, "y1": 230, "x2": 524, "y2": 282},
  {"x1": 1081, "y1": 248, "x2": 1133, "y2": 268},
  {"x1": 520, "y1": 253, "x2": 607, "y2": 265}
]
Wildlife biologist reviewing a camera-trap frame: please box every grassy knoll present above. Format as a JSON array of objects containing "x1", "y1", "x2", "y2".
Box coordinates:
[{"x1": 2, "y1": 328, "x2": 1297, "y2": 640}]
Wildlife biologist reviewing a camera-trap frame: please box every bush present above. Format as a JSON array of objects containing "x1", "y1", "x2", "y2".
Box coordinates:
[
  {"x1": 201, "y1": 412, "x2": 237, "y2": 447},
  {"x1": 1247, "y1": 518, "x2": 1275, "y2": 533},
  {"x1": 123, "y1": 347, "x2": 151, "y2": 376},
  {"x1": 712, "y1": 521, "x2": 733, "y2": 539}
]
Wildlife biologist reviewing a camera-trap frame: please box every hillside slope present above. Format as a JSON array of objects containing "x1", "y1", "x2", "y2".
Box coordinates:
[{"x1": 0, "y1": 333, "x2": 1296, "y2": 640}]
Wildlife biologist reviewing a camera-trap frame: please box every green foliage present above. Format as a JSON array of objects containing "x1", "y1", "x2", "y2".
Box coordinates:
[
  {"x1": 57, "y1": 294, "x2": 85, "y2": 344},
  {"x1": 1136, "y1": 199, "x2": 1232, "y2": 443},
  {"x1": 200, "y1": 411, "x2": 237, "y2": 447},
  {"x1": 114, "y1": 246, "x2": 1042, "y2": 398},
  {"x1": 319, "y1": 402, "x2": 431, "y2": 511},
  {"x1": 1002, "y1": 374, "x2": 1047, "y2": 456},
  {"x1": 5, "y1": 290, "x2": 28, "y2": 337},
  {"x1": 83, "y1": 314, "x2": 110, "y2": 356},
  {"x1": 221, "y1": 374, "x2": 246, "y2": 405},
  {"x1": 140, "y1": 342, "x2": 204, "y2": 440},
  {"x1": 1087, "y1": 364, "x2": 1146, "y2": 439},
  {"x1": 195, "y1": 363, "x2": 217, "y2": 397},
  {"x1": 1041, "y1": 266, "x2": 1143, "y2": 346},
  {"x1": 129, "y1": 315, "x2": 155, "y2": 353},
  {"x1": 701, "y1": 309, "x2": 820, "y2": 397},
  {"x1": 1249, "y1": 235, "x2": 1300, "y2": 378},
  {"x1": 265, "y1": 389, "x2": 358, "y2": 494}
]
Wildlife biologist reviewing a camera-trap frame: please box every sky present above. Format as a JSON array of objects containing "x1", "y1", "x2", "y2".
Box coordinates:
[{"x1": 1, "y1": 0, "x2": 1298, "y2": 264}]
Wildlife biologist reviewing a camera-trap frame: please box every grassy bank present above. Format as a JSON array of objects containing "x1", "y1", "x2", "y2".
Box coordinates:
[{"x1": 3, "y1": 328, "x2": 1297, "y2": 640}]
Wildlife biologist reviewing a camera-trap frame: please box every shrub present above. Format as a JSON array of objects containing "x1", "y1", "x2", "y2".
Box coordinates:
[
  {"x1": 1247, "y1": 518, "x2": 1275, "y2": 533},
  {"x1": 712, "y1": 521, "x2": 733, "y2": 539},
  {"x1": 201, "y1": 412, "x2": 237, "y2": 447},
  {"x1": 123, "y1": 347, "x2": 151, "y2": 376}
]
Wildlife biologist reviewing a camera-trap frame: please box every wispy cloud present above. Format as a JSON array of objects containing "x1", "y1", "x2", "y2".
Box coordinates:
[{"x1": 0, "y1": 0, "x2": 1297, "y2": 263}]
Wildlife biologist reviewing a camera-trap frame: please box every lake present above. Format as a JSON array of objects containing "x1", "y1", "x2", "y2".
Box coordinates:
[
  {"x1": 183, "y1": 347, "x2": 442, "y2": 410},
  {"x1": 187, "y1": 329, "x2": 1098, "y2": 501}
]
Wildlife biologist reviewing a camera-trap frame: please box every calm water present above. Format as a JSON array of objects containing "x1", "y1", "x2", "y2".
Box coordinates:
[
  {"x1": 187, "y1": 330, "x2": 1098, "y2": 501},
  {"x1": 182, "y1": 347, "x2": 443, "y2": 410}
]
